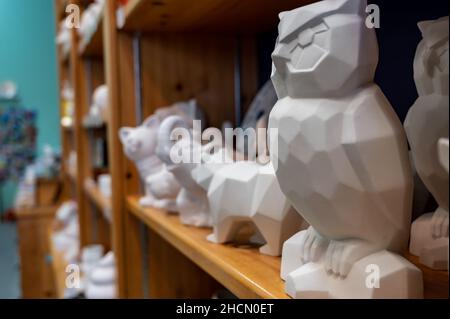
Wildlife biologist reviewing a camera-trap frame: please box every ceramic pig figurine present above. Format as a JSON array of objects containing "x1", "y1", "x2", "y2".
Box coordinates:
[
  {"x1": 405, "y1": 16, "x2": 449, "y2": 270},
  {"x1": 269, "y1": 0, "x2": 422, "y2": 298}
]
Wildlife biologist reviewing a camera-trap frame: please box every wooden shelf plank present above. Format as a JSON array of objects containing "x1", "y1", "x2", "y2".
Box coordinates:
[
  {"x1": 126, "y1": 195, "x2": 289, "y2": 299},
  {"x1": 66, "y1": 169, "x2": 77, "y2": 185},
  {"x1": 84, "y1": 178, "x2": 111, "y2": 212},
  {"x1": 123, "y1": 0, "x2": 317, "y2": 33},
  {"x1": 48, "y1": 228, "x2": 68, "y2": 299}
]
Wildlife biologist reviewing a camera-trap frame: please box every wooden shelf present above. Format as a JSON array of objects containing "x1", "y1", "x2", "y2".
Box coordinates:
[
  {"x1": 66, "y1": 169, "x2": 77, "y2": 185},
  {"x1": 48, "y1": 229, "x2": 68, "y2": 299},
  {"x1": 123, "y1": 0, "x2": 316, "y2": 33},
  {"x1": 127, "y1": 195, "x2": 449, "y2": 299},
  {"x1": 84, "y1": 178, "x2": 111, "y2": 211},
  {"x1": 126, "y1": 195, "x2": 289, "y2": 299},
  {"x1": 79, "y1": 16, "x2": 104, "y2": 58}
]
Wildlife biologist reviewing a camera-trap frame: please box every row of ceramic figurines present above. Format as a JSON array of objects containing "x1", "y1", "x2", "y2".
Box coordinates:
[{"x1": 118, "y1": 0, "x2": 448, "y2": 299}]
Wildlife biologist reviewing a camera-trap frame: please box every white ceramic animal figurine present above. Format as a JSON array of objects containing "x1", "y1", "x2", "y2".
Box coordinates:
[
  {"x1": 119, "y1": 100, "x2": 205, "y2": 211},
  {"x1": 405, "y1": 16, "x2": 449, "y2": 270},
  {"x1": 193, "y1": 154, "x2": 306, "y2": 256},
  {"x1": 156, "y1": 115, "x2": 213, "y2": 227},
  {"x1": 269, "y1": 0, "x2": 422, "y2": 298},
  {"x1": 120, "y1": 115, "x2": 180, "y2": 211}
]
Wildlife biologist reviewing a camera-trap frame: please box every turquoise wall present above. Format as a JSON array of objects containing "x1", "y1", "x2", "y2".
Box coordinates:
[{"x1": 0, "y1": 0, "x2": 59, "y2": 211}]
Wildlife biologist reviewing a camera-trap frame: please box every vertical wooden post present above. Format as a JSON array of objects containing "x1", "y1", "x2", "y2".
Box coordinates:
[{"x1": 103, "y1": 0, "x2": 127, "y2": 298}]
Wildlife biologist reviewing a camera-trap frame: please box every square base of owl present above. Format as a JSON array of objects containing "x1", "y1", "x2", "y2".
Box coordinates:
[{"x1": 284, "y1": 250, "x2": 423, "y2": 299}]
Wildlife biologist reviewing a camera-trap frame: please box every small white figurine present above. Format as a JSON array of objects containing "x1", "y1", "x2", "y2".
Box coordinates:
[
  {"x1": 120, "y1": 115, "x2": 180, "y2": 211},
  {"x1": 157, "y1": 115, "x2": 214, "y2": 227},
  {"x1": 85, "y1": 251, "x2": 117, "y2": 299},
  {"x1": 84, "y1": 84, "x2": 109, "y2": 127},
  {"x1": 193, "y1": 155, "x2": 306, "y2": 256},
  {"x1": 269, "y1": 0, "x2": 422, "y2": 298},
  {"x1": 405, "y1": 16, "x2": 449, "y2": 270},
  {"x1": 119, "y1": 100, "x2": 205, "y2": 211}
]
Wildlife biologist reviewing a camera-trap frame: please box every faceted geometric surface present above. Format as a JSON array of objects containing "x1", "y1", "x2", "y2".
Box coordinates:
[{"x1": 195, "y1": 161, "x2": 305, "y2": 256}]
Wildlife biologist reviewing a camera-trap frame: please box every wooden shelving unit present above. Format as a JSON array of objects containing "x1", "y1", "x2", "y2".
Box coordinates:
[{"x1": 51, "y1": 0, "x2": 448, "y2": 300}]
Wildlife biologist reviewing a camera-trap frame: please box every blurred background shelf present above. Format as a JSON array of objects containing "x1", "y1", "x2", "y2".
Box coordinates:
[{"x1": 78, "y1": 15, "x2": 104, "y2": 58}]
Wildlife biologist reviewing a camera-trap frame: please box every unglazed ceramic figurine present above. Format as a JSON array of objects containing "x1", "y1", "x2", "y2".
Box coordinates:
[
  {"x1": 269, "y1": 0, "x2": 422, "y2": 298},
  {"x1": 120, "y1": 115, "x2": 180, "y2": 211},
  {"x1": 84, "y1": 85, "x2": 109, "y2": 127},
  {"x1": 119, "y1": 100, "x2": 205, "y2": 211},
  {"x1": 405, "y1": 16, "x2": 449, "y2": 270},
  {"x1": 85, "y1": 251, "x2": 117, "y2": 299},
  {"x1": 157, "y1": 115, "x2": 215, "y2": 227},
  {"x1": 193, "y1": 158, "x2": 306, "y2": 256}
]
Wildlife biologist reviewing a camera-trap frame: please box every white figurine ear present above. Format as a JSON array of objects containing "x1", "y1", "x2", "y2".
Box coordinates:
[
  {"x1": 417, "y1": 20, "x2": 433, "y2": 35},
  {"x1": 142, "y1": 115, "x2": 160, "y2": 129},
  {"x1": 279, "y1": 11, "x2": 288, "y2": 20},
  {"x1": 119, "y1": 127, "x2": 132, "y2": 142}
]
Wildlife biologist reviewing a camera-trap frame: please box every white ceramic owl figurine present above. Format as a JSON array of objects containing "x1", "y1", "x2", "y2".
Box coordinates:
[
  {"x1": 269, "y1": 0, "x2": 422, "y2": 298},
  {"x1": 405, "y1": 16, "x2": 449, "y2": 270},
  {"x1": 156, "y1": 115, "x2": 213, "y2": 227}
]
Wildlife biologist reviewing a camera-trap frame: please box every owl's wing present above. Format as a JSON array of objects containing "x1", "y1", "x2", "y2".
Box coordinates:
[{"x1": 341, "y1": 86, "x2": 413, "y2": 231}]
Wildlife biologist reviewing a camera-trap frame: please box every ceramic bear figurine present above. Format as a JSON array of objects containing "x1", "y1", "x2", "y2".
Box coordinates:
[
  {"x1": 156, "y1": 115, "x2": 215, "y2": 227},
  {"x1": 193, "y1": 156, "x2": 306, "y2": 256},
  {"x1": 120, "y1": 115, "x2": 179, "y2": 210},
  {"x1": 405, "y1": 16, "x2": 449, "y2": 270},
  {"x1": 269, "y1": 0, "x2": 422, "y2": 298},
  {"x1": 119, "y1": 100, "x2": 205, "y2": 211}
]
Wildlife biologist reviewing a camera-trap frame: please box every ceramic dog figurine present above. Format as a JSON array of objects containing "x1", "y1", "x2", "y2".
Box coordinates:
[
  {"x1": 405, "y1": 16, "x2": 449, "y2": 270},
  {"x1": 269, "y1": 0, "x2": 422, "y2": 298}
]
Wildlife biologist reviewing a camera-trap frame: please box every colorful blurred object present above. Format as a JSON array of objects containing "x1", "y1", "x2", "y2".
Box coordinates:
[{"x1": 0, "y1": 106, "x2": 37, "y2": 183}]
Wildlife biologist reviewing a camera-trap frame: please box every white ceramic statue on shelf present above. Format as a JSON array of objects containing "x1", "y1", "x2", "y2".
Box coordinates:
[
  {"x1": 119, "y1": 100, "x2": 205, "y2": 211},
  {"x1": 405, "y1": 16, "x2": 449, "y2": 270},
  {"x1": 195, "y1": 160, "x2": 306, "y2": 256},
  {"x1": 156, "y1": 115, "x2": 218, "y2": 227},
  {"x1": 268, "y1": 0, "x2": 422, "y2": 298},
  {"x1": 120, "y1": 115, "x2": 181, "y2": 211},
  {"x1": 85, "y1": 251, "x2": 117, "y2": 299},
  {"x1": 84, "y1": 84, "x2": 109, "y2": 127}
]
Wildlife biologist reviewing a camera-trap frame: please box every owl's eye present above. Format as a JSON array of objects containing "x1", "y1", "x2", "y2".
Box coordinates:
[{"x1": 297, "y1": 22, "x2": 329, "y2": 48}]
